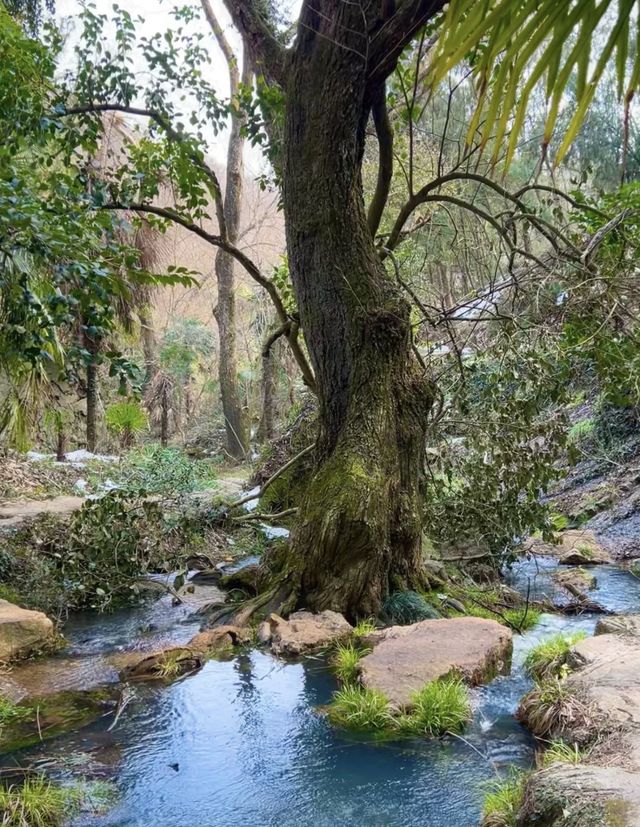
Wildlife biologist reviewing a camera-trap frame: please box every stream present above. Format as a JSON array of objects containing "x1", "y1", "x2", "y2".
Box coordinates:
[{"x1": 4, "y1": 556, "x2": 640, "y2": 826}]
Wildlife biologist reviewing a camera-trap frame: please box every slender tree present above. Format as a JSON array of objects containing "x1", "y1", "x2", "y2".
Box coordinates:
[{"x1": 201, "y1": 0, "x2": 251, "y2": 460}]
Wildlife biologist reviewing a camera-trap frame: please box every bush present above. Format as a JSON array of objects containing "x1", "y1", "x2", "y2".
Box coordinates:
[
  {"x1": 382, "y1": 591, "x2": 440, "y2": 625},
  {"x1": 523, "y1": 632, "x2": 587, "y2": 681},
  {"x1": 482, "y1": 771, "x2": 526, "y2": 827},
  {"x1": 327, "y1": 686, "x2": 393, "y2": 732},
  {"x1": 105, "y1": 445, "x2": 218, "y2": 495},
  {"x1": 398, "y1": 677, "x2": 471, "y2": 736}
]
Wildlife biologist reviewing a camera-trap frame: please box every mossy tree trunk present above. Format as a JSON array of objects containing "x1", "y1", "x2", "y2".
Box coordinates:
[
  {"x1": 227, "y1": 0, "x2": 440, "y2": 618},
  {"x1": 280, "y1": 15, "x2": 433, "y2": 618}
]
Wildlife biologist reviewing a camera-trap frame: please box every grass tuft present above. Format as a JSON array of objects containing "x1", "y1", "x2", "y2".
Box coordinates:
[
  {"x1": 331, "y1": 642, "x2": 369, "y2": 685},
  {"x1": 0, "y1": 776, "x2": 77, "y2": 827},
  {"x1": 523, "y1": 632, "x2": 587, "y2": 681},
  {"x1": 352, "y1": 619, "x2": 377, "y2": 638},
  {"x1": 326, "y1": 686, "x2": 393, "y2": 732},
  {"x1": 382, "y1": 591, "x2": 440, "y2": 625},
  {"x1": 398, "y1": 677, "x2": 471, "y2": 736},
  {"x1": 482, "y1": 770, "x2": 526, "y2": 827},
  {"x1": 541, "y1": 739, "x2": 583, "y2": 767},
  {"x1": 503, "y1": 607, "x2": 541, "y2": 631},
  {"x1": 518, "y1": 676, "x2": 593, "y2": 739}
]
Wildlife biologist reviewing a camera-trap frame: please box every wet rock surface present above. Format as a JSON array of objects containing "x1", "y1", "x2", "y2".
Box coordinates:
[
  {"x1": 0, "y1": 599, "x2": 57, "y2": 662},
  {"x1": 359, "y1": 617, "x2": 512, "y2": 708}
]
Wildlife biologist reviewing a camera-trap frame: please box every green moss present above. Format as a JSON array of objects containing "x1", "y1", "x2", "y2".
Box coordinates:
[
  {"x1": 0, "y1": 689, "x2": 113, "y2": 753},
  {"x1": 524, "y1": 632, "x2": 587, "y2": 681},
  {"x1": 482, "y1": 770, "x2": 527, "y2": 827}
]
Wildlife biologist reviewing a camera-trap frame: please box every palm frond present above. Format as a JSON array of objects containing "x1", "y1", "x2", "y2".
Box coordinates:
[{"x1": 429, "y1": 0, "x2": 636, "y2": 167}]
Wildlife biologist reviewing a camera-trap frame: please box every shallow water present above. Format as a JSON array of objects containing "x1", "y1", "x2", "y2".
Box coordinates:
[{"x1": 6, "y1": 561, "x2": 640, "y2": 827}]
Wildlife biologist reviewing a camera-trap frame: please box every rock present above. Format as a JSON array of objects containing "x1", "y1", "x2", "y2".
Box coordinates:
[
  {"x1": 596, "y1": 615, "x2": 640, "y2": 637},
  {"x1": 269, "y1": 610, "x2": 352, "y2": 657},
  {"x1": 358, "y1": 617, "x2": 512, "y2": 709},
  {"x1": 257, "y1": 620, "x2": 271, "y2": 645},
  {"x1": 119, "y1": 647, "x2": 204, "y2": 681},
  {"x1": 552, "y1": 567, "x2": 597, "y2": 599},
  {"x1": 566, "y1": 634, "x2": 640, "y2": 728},
  {"x1": 0, "y1": 600, "x2": 57, "y2": 662},
  {"x1": 521, "y1": 763, "x2": 640, "y2": 826},
  {"x1": 188, "y1": 625, "x2": 251, "y2": 653},
  {"x1": 557, "y1": 530, "x2": 611, "y2": 565}
]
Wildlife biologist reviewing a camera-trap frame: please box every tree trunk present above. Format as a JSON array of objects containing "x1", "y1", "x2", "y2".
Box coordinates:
[
  {"x1": 280, "y1": 23, "x2": 434, "y2": 618},
  {"x1": 55, "y1": 427, "x2": 66, "y2": 462},
  {"x1": 257, "y1": 333, "x2": 277, "y2": 443},
  {"x1": 138, "y1": 303, "x2": 158, "y2": 385},
  {"x1": 160, "y1": 385, "x2": 169, "y2": 447},
  {"x1": 208, "y1": 15, "x2": 250, "y2": 461}
]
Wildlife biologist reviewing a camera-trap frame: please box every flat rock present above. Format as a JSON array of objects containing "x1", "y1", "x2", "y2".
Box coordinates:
[
  {"x1": 522, "y1": 763, "x2": 640, "y2": 826},
  {"x1": 358, "y1": 617, "x2": 512, "y2": 709},
  {"x1": 268, "y1": 610, "x2": 352, "y2": 657},
  {"x1": 0, "y1": 599, "x2": 56, "y2": 661},
  {"x1": 596, "y1": 615, "x2": 640, "y2": 637},
  {"x1": 567, "y1": 634, "x2": 640, "y2": 727}
]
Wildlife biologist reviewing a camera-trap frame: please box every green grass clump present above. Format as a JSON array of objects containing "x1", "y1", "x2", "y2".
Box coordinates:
[
  {"x1": 382, "y1": 591, "x2": 440, "y2": 625},
  {"x1": 541, "y1": 739, "x2": 583, "y2": 767},
  {"x1": 524, "y1": 632, "x2": 587, "y2": 681},
  {"x1": 398, "y1": 678, "x2": 471, "y2": 737},
  {"x1": 326, "y1": 686, "x2": 393, "y2": 732},
  {"x1": 332, "y1": 642, "x2": 370, "y2": 684},
  {"x1": 503, "y1": 607, "x2": 541, "y2": 631},
  {"x1": 352, "y1": 619, "x2": 377, "y2": 638},
  {"x1": 482, "y1": 771, "x2": 527, "y2": 827},
  {"x1": 0, "y1": 776, "x2": 78, "y2": 827},
  {"x1": 0, "y1": 696, "x2": 32, "y2": 727}
]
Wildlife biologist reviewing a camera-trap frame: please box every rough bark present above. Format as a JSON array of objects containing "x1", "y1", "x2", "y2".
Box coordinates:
[
  {"x1": 278, "y1": 9, "x2": 434, "y2": 618},
  {"x1": 138, "y1": 302, "x2": 158, "y2": 384},
  {"x1": 257, "y1": 323, "x2": 278, "y2": 442},
  {"x1": 225, "y1": 0, "x2": 443, "y2": 618},
  {"x1": 204, "y1": 0, "x2": 250, "y2": 461}
]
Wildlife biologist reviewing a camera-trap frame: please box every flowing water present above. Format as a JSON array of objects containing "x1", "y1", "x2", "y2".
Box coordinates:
[{"x1": 4, "y1": 557, "x2": 640, "y2": 827}]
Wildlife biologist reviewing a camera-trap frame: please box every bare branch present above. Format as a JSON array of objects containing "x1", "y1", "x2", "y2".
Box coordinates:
[{"x1": 367, "y1": 82, "x2": 394, "y2": 237}]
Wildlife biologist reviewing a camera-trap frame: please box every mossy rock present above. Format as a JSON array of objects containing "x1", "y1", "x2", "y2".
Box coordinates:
[{"x1": 0, "y1": 688, "x2": 114, "y2": 754}]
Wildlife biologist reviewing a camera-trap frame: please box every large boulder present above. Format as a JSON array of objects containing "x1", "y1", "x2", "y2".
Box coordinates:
[
  {"x1": 0, "y1": 599, "x2": 57, "y2": 662},
  {"x1": 566, "y1": 634, "x2": 640, "y2": 728},
  {"x1": 266, "y1": 610, "x2": 352, "y2": 657},
  {"x1": 358, "y1": 617, "x2": 512, "y2": 709}
]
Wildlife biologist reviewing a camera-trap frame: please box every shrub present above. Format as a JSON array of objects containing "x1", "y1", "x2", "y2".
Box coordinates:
[
  {"x1": 326, "y1": 686, "x2": 393, "y2": 732},
  {"x1": 108, "y1": 445, "x2": 218, "y2": 495},
  {"x1": 523, "y1": 632, "x2": 587, "y2": 681},
  {"x1": 105, "y1": 401, "x2": 148, "y2": 448},
  {"x1": 482, "y1": 771, "x2": 526, "y2": 827},
  {"x1": 332, "y1": 642, "x2": 369, "y2": 685},
  {"x1": 382, "y1": 591, "x2": 440, "y2": 625},
  {"x1": 398, "y1": 677, "x2": 471, "y2": 737}
]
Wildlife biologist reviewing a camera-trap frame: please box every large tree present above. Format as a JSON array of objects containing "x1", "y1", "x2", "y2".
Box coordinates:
[{"x1": 46, "y1": 0, "x2": 640, "y2": 618}]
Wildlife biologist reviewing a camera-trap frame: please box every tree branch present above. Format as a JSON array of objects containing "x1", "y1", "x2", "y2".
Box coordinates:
[
  {"x1": 221, "y1": 0, "x2": 286, "y2": 85},
  {"x1": 63, "y1": 103, "x2": 227, "y2": 239},
  {"x1": 367, "y1": 82, "x2": 393, "y2": 237}
]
